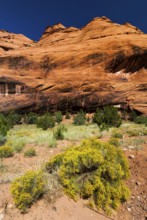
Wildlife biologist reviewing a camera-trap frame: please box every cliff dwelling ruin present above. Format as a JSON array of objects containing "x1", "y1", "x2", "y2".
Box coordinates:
[{"x1": 0, "y1": 82, "x2": 23, "y2": 96}]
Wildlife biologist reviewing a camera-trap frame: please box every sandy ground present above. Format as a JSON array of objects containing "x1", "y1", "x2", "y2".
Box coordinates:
[
  {"x1": 4, "y1": 195, "x2": 110, "y2": 220},
  {"x1": 0, "y1": 136, "x2": 146, "y2": 220},
  {"x1": 115, "y1": 144, "x2": 147, "y2": 220}
]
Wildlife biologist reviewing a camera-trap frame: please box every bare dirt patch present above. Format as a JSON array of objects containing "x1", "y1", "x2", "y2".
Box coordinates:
[{"x1": 115, "y1": 144, "x2": 147, "y2": 220}]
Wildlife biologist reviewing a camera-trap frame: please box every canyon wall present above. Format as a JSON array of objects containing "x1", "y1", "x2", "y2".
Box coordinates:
[{"x1": 0, "y1": 17, "x2": 147, "y2": 114}]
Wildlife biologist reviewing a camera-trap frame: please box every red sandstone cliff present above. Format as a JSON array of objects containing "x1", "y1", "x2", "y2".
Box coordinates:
[{"x1": 0, "y1": 16, "x2": 147, "y2": 114}]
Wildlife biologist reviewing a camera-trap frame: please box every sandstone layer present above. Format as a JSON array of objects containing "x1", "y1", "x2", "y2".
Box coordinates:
[{"x1": 0, "y1": 16, "x2": 147, "y2": 114}]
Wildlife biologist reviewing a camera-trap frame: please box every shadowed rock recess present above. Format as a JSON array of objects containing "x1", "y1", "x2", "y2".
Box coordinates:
[{"x1": 0, "y1": 16, "x2": 147, "y2": 114}]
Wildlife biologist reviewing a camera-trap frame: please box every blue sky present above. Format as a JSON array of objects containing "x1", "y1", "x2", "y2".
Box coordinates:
[{"x1": 0, "y1": 0, "x2": 146, "y2": 40}]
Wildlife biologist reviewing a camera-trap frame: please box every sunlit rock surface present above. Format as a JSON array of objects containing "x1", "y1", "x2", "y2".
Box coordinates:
[{"x1": 0, "y1": 17, "x2": 147, "y2": 114}]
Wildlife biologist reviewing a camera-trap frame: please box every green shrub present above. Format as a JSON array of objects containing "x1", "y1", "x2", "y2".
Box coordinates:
[
  {"x1": 24, "y1": 112, "x2": 38, "y2": 124},
  {"x1": 37, "y1": 114, "x2": 55, "y2": 130},
  {"x1": 0, "y1": 135, "x2": 6, "y2": 146},
  {"x1": 45, "y1": 138, "x2": 130, "y2": 214},
  {"x1": 109, "y1": 137, "x2": 120, "y2": 147},
  {"x1": 65, "y1": 111, "x2": 71, "y2": 119},
  {"x1": 0, "y1": 115, "x2": 9, "y2": 136},
  {"x1": 54, "y1": 111, "x2": 63, "y2": 123},
  {"x1": 112, "y1": 132, "x2": 123, "y2": 139},
  {"x1": 7, "y1": 111, "x2": 21, "y2": 127},
  {"x1": 134, "y1": 115, "x2": 147, "y2": 126},
  {"x1": 73, "y1": 110, "x2": 86, "y2": 125},
  {"x1": 24, "y1": 148, "x2": 36, "y2": 157},
  {"x1": 0, "y1": 121, "x2": 8, "y2": 136},
  {"x1": 0, "y1": 146, "x2": 14, "y2": 158},
  {"x1": 0, "y1": 111, "x2": 21, "y2": 137},
  {"x1": 130, "y1": 110, "x2": 138, "y2": 121},
  {"x1": 93, "y1": 108, "x2": 103, "y2": 126},
  {"x1": 0, "y1": 113, "x2": 8, "y2": 124},
  {"x1": 11, "y1": 170, "x2": 45, "y2": 213},
  {"x1": 53, "y1": 125, "x2": 67, "y2": 140},
  {"x1": 93, "y1": 106, "x2": 122, "y2": 130},
  {"x1": 130, "y1": 111, "x2": 147, "y2": 126}
]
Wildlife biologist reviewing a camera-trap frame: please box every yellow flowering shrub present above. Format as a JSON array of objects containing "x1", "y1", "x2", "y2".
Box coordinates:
[
  {"x1": 0, "y1": 146, "x2": 14, "y2": 158},
  {"x1": 45, "y1": 138, "x2": 130, "y2": 214},
  {"x1": 11, "y1": 170, "x2": 45, "y2": 213}
]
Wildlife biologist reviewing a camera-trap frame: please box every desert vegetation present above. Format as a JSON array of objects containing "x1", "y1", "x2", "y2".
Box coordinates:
[
  {"x1": 45, "y1": 138, "x2": 130, "y2": 214},
  {"x1": 0, "y1": 107, "x2": 147, "y2": 218},
  {"x1": 11, "y1": 170, "x2": 45, "y2": 213}
]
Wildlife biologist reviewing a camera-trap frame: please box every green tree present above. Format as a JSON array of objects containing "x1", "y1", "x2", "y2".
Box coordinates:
[{"x1": 93, "y1": 106, "x2": 122, "y2": 130}]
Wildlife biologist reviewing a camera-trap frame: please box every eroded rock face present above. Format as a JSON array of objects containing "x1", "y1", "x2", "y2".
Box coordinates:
[
  {"x1": 0, "y1": 29, "x2": 34, "y2": 52},
  {"x1": 0, "y1": 17, "x2": 147, "y2": 114}
]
